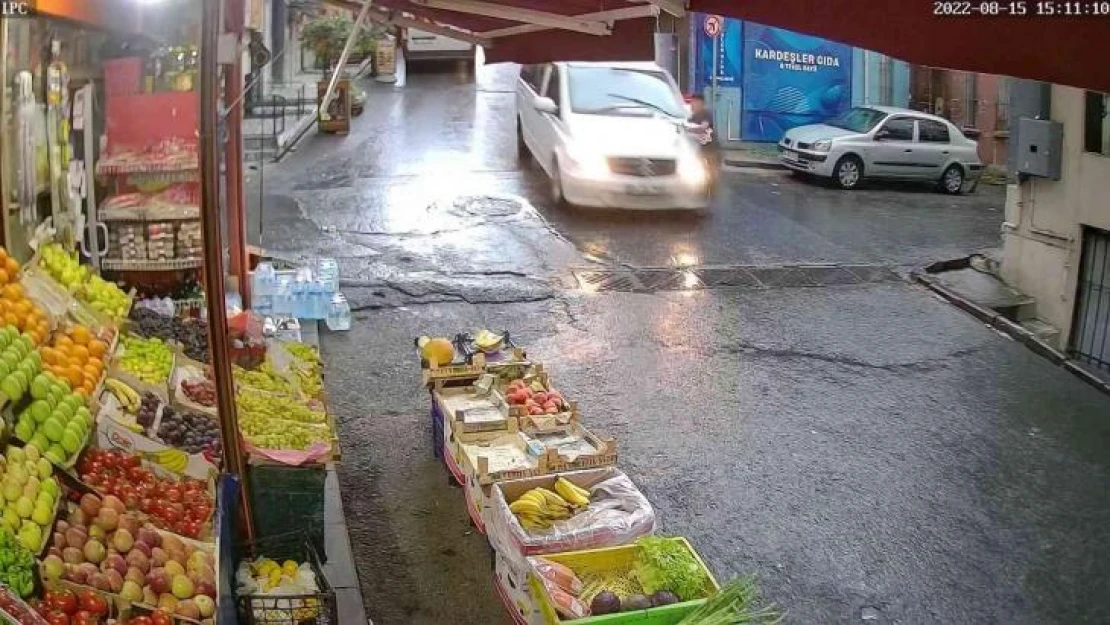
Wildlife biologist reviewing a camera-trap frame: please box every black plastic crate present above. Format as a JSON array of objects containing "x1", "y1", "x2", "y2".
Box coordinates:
[
  {"x1": 247, "y1": 464, "x2": 327, "y2": 560},
  {"x1": 236, "y1": 532, "x2": 337, "y2": 625}
]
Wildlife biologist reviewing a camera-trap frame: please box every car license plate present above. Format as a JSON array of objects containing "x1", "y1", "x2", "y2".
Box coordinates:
[{"x1": 626, "y1": 183, "x2": 663, "y2": 196}]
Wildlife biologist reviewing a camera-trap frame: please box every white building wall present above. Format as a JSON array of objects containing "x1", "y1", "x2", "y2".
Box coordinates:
[{"x1": 1001, "y1": 85, "x2": 1110, "y2": 348}]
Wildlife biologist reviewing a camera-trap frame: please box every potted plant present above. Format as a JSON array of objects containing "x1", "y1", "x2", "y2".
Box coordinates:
[{"x1": 301, "y1": 13, "x2": 385, "y2": 75}]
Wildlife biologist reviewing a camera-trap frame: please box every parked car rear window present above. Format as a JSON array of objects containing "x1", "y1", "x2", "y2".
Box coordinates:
[
  {"x1": 825, "y1": 107, "x2": 888, "y2": 133},
  {"x1": 880, "y1": 117, "x2": 915, "y2": 141},
  {"x1": 567, "y1": 67, "x2": 684, "y2": 118},
  {"x1": 918, "y1": 119, "x2": 951, "y2": 143}
]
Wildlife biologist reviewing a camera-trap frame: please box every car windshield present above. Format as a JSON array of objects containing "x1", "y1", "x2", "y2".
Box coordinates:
[
  {"x1": 825, "y1": 107, "x2": 889, "y2": 133},
  {"x1": 568, "y1": 66, "x2": 685, "y2": 118}
]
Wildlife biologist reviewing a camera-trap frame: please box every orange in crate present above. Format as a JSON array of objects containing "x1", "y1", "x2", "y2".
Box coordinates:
[{"x1": 46, "y1": 324, "x2": 108, "y2": 396}]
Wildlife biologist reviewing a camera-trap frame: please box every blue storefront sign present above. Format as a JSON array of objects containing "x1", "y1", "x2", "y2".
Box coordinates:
[{"x1": 741, "y1": 24, "x2": 853, "y2": 142}]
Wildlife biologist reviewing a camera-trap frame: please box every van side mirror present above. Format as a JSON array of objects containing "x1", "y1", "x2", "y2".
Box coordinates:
[{"x1": 533, "y1": 96, "x2": 558, "y2": 115}]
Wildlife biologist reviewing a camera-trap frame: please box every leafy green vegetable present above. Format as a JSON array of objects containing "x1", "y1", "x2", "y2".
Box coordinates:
[
  {"x1": 633, "y1": 536, "x2": 711, "y2": 602},
  {"x1": 676, "y1": 576, "x2": 784, "y2": 625}
]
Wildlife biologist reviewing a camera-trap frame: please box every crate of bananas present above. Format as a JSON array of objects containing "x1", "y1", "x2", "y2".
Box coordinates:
[
  {"x1": 508, "y1": 478, "x2": 592, "y2": 532},
  {"x1": 490, "y1": 469, "x2": 658, "y2": 565}
]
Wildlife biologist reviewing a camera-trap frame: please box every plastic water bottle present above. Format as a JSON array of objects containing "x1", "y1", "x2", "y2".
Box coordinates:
[
  {"x1": 316, "y1": 258, "x2": 338, "y2": 293},
  {"x1": 326, "y1": 293, "x2": 351, "y2": 331},
  {"x1": 312, "y1": 279, "x2": 328, "y2": 319},
  {"x1": 273, "y1": 275, "x2": 291, "y2": 316},
  {"x1": 253, "y1": 262, "x2": 276, "y2": 296}
]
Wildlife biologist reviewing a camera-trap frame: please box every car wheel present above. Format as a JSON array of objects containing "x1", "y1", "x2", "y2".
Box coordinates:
[
  {"x1": 516, "y1": 119, "x2": 530, "y2": 163},
  {"x1": 940, "y1": 164, "x2": 965, "y2": 194},
  {"x1": 833, "y1": 155, "x2": 863, "y2": 189},
  {"x1": 549, "y1": 159, "x2": 567, "y2": 207}
]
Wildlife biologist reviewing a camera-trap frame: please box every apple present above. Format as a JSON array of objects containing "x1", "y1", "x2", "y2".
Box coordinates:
[
  {"x1": 89, "y1": 572, "x2": 111, "y2": 592},
  {"x1": 137, "y1": 527, "x2": 161, "y2": 549},
  {"x1": 117, "y1": 513, "x2": 140, "y2": 537},
  {"x1": 63, "y1": 563, "x2": 87, "y2": 585},
  {"x1": 111, "y1": 528, "x2": 133, "y2": 552},
  {"x1": 120, "y1": 580, "x2": 143, "y2": 602},
  {"x1": 101, "y1": 495, "x2": 126, "y2": 515},
  {"x1": 147, "y1": 568, "x2": 170, "y2": 595},
  {"x1": 157, "y1": 593, "x2": 178, "y2": 613},
  {"x1": 42, "y1": 554, "x2": 65, "y2": 580},
  {"x1": 83, "y1": 539, "x2": 106, "y2": 564},
  {"x1": 105, "y1": 569, "x2": 123, "y2": 593},
  {"x1": 79, "y1": 494, "x2": 101, "y2": 518},
  {"x1": 94, "y1": 508, "x2": 119, "y2": 532},
  {"x1": 175, "y1": 599, "x2": 199, "y2": 619},
  {"x1": 65, "y1": 527, "x2": 87, "y2": 550},
  {"x1": 88, "y1": 525, "x2": 105, "y2": 542},
  {"x1": 126, "y1": 549, "x2": 150, "y2": 574},
  {"x1": 102, "y1": 553, "x2": 127, "y2": 577},
  {"x1": 131, "y1": 540, "x2": 152, "y2": 558},
  {"x1": 194, "y1": 595, "x2": 215, "y2": 618},
  {"x1": 151, "y1": 547, "x2": 169, "y2": 568},
  {"x1": 164, "y1": 561, "x2": 185, "y2": 578},
  {"x1": 53, "y1": 532, "x2": 67, "y2": 551}
]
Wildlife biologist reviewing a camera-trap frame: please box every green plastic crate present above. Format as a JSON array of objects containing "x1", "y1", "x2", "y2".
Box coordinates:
[
  {"x1": 528, "y1": 537, "x2": 719, "y2": 625},
  {"x1": 247, "y1": 463, "x2": 327, "y2": 559}
]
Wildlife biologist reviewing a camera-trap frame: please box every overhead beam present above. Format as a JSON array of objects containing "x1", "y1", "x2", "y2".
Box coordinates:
[
  {"x1": 479, "y1": 5, "x2": 657, "y2": 39},
  {"x1": 644, "y1": 0, "x2": 685, "y2": 17},
  {"x1": 413, "y1": 0, "x2": 611, "y2": 36},
  {"x1": 324, "y1": 0, "x2": 492, "y2": 47}
]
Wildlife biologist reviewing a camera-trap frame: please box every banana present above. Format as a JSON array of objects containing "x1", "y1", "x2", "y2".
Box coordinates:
[
  {"x1": 554, "y1": 478, "x2": 591, "y2": 507},
  {"x1": 517, "y1": 491, "x2": 547, "y2": 507},
  {"x1": 535, "y1": 488, "x2": 570, "y2": 509},
  {"x1": 149, "y1": 449, "x2": 189, "y2": 473},
  {"x1": 105, "y1": 379, "x2": 139, "y2": 412},
  {"x1": 509, "y1": 499, "x2": 545, "y2": 516}
]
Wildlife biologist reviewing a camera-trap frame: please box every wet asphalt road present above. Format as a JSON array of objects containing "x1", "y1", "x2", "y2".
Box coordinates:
[{"x1": 247, "y1": 65, "x2": 1110, "y2": 624}]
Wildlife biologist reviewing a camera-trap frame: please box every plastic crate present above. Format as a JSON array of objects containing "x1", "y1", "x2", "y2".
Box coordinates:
[
  {"x1": 247, "y1": 463, "x2": 327, "y2": 560},
  {"x1": 528, "y1": 538, "x2": 719, "y2": 625},
  {"x1": 236, "y1": 532, "x2": 338, "y2": 625}
]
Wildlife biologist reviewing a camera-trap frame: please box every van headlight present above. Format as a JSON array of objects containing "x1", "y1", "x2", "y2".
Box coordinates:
[
  {"x1": 812, "y1": 139, "x2": 833, "y2": 152},
  {"x1": 565, "y1": 143, "x2": 609, "y2": 178},
  {"x1": 678, "y1": 156, "x2": 706, "y2": 186}
]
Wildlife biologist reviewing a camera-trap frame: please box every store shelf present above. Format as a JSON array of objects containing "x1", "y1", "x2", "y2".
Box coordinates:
[
  {"x1": 101, "y1": 258, "x2": 203, "y2": 271},
  {"x1": 96, "y1": 161, "x2": 198, "y2": 176}
]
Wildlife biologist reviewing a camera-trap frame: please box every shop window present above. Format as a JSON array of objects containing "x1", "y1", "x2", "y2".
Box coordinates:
[{"x1": 1085, "y1": 91, "x2": 1110, "y2": 156}]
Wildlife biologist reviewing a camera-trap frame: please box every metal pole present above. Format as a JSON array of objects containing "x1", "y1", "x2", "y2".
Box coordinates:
[
  {"x1": 319, "y1": 0, "x2": 372, "y2": 117},
  {"x1": 201, "y1": 0, "x2": 255, "y2": 540},
  {"x1": 0, "y1": 16, "x2": 9, "y2": 250}
]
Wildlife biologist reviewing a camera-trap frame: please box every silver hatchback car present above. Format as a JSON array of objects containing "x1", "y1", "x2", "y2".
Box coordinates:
[{"x1": 778, "y1": 106, "x2": 982, "y2": 193}]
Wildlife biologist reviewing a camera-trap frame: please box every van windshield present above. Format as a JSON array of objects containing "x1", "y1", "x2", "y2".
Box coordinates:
[{"x1": 568, "y1": 67, "x2": 684, "y2": 118}]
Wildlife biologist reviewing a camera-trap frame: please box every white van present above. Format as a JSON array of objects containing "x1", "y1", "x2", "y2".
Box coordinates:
[
  {"x1": 516, "y1": 62, "x2": 709, "y2": 210},
  {"x1": 403, "y1": 28, "x2": 475, "y2": 65}
]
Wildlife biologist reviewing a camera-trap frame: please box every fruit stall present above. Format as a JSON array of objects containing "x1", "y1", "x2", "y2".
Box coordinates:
[
  {"x1": 0, "y1": 1, "x2": 353, "y2": 624},
  {"x1": 418, "y1": 332, "x2": 783, "y2": 624}
]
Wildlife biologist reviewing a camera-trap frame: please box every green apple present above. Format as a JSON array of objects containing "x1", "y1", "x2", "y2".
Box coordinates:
[
  {"x1": 1, "y1": 508, "x2": 18, "y2": 531},
  {"x1": 7, "y1": 465, "x2": 26, "y2": 487},
  {"x1": 22, "y1": 445, "x2": 39, "y2": 463},
  {"x1": 14, "y1": 496, "x2": 32, "y2": 519},
  {"x1": 40, "y1": 477, "x2": 58, "y2": 499},
  {"x1": 5, "y1": 446, "x2": 24, "y2": 465},
  {"x1": 44, "y1": 445, "x2": 65, "y2": 465},
  {"x1": 35, "y1": 458, "x2": 52, "y2": 479},
  {"x1": 27, "y1": 434, "x2": 49, "y2": 455},
  {"x1": 2, "y1": 480, "x2": 21, "y2": 503},
  {"x1": 17, "y1": 521, "x2": 41, "y2": 552}
]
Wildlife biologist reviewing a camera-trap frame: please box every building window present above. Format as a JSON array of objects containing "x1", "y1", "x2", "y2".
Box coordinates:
[{"x1": 1085, "y1": 91, "x2": 1110, "y2": 156}]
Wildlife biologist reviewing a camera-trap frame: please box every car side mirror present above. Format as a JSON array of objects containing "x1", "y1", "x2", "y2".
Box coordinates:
[
  {"x1": 533, "y1": 96, "x2": 558, "y2": 115},
  {"x1": 874, "y1": 129, "x2": 891, "y2": 141}
]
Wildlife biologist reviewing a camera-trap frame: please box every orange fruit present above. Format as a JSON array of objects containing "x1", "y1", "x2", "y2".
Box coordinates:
[
  {"x1": 70, "y1": 325, "x2": 91, "y2": 345},
  {"x1": 41, "y1": 347, "x2": 59, "y2": 365},
  {"x1": 3, "y1": 312, "x2": 19, "y2": 328},
  {"x1": 88, "y1": 340, "x2": 107, "y2": 358},
  {"x1": 0, "y1": 269, "x2": 9, "y2": 285},
  {"x1": 13, "y1": 300, "x2": 31, "y2": 317},
  {"x1": 70, "y1": 344, "x2": 90, "y2": 363},
  {"x1": 3, "y1": 258, "x2": 17, "y2": 276},
  {"x1": 82, "y1": 363, "x2": 100, "y2": 379},
  {"x1": 53, "y1": 354, "x2": 71, "y2": 370},
  {"x1": 28, "y1": 329, "x2": 44, "y2": 346},
  {"x1": 64, "y1": 366, "x2": 84, "y2": 388},
  {"x1": 55, "y1": 335, "x2": 73, "y2": 349},
  {"x1": 2, "y1": 283, "x2": 23, "y2": 300}
]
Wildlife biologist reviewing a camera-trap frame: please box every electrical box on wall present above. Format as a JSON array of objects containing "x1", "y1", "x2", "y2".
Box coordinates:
[{"x1": 1016, "y1": 118, "x2": 1063, "y2": 180}]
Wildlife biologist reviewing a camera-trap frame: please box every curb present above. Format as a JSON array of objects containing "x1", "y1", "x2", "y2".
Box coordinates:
[
  {"x1": 913, "y1": 272, "x2": 1110, "y2": 396},
  {"x1": 723, "y1": 159, "x2": 788, "y2": 171}
]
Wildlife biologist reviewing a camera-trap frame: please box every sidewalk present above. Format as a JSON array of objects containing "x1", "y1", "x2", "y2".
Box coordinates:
[{"x1": 721, "y1": 141, "x2": 787, "y2": 170}]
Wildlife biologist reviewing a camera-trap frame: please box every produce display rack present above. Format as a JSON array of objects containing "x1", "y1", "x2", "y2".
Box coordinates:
[{"x1": 100, "y1": 258, "x2": 204, "y2": 272}]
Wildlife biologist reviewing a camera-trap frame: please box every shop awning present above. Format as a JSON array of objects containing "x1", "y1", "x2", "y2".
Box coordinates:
[{"x1": 325, "y1": 0, "x2": 1110, "y2": 93}]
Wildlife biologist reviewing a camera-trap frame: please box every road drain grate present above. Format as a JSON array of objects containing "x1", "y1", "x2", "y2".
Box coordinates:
[{"x1": 572, "y1": 264, "x2": 902, "y2": 293}]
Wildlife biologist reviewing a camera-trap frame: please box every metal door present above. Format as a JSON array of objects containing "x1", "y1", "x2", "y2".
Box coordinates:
[{"x1": 1071, "y1": 226, "x2": 1110, "y2": 375}]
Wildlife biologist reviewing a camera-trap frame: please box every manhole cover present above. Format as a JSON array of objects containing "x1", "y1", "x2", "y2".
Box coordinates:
[{"x1": 694, "y1": 267, "x2": 760, "y2": 288}]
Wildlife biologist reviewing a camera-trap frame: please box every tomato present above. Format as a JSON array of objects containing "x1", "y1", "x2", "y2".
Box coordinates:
[
  {"x1": 127, "y1": 617, "x2": 152, "y2": 625},
  {"x1": 164, "y1": 487, "x2": 182, "y2": 503},
  {"x1": 191, "y1": 503, "x2": 212, "y2": 522},
  {"x1": 53, "y1": 590, "x2": 77, "y2": 615},
  {"x1": 72, "y1": 610, "x2": 100, "y2": 625},
  {"x1": 78, "y1": 591, "x2": 108, "y2": 617},
  {"x1": 121, "y1": 454, "x2": 141, "y2": 469},
  {"x1": 150, "y1": 611, "x2": 173, "y2": 625},
  {"x1": 46, "y1": 611, "x2": 70, "y2": 625}
]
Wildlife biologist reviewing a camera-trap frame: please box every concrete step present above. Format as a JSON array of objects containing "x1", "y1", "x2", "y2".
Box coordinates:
[{"x1": 1021, "y1": 318, "x2": 1061, "y2": 345}]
